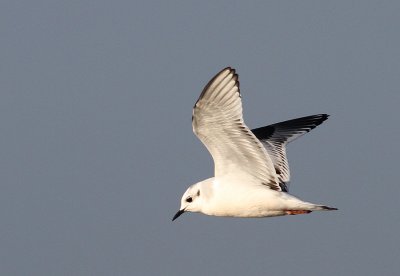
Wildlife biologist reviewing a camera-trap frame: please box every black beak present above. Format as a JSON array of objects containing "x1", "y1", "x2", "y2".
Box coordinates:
[{"x1": 172, "y1": 209, "x2": 185, "y2": 221}]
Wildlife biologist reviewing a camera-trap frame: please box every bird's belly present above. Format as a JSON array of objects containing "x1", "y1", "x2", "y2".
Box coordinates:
[
  {"x1": 203, "y1": 184, "x2": 288, "y2": 218},
  {"x1": 209, "y1": 208, "x2": 286, "y2": 218}
]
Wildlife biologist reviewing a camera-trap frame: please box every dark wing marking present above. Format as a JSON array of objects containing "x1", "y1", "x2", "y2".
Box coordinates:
[{"x1": 252, "y1": 114, "x2": 329, "y2": 191}]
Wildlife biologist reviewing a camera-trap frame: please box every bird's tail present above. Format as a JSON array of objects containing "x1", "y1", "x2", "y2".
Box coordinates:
[
  {"x1": 282, "y1": 194, "x2": 337, "y2": 213},
  {"x1": 298, "y1": 200, "x2": 338, "y2": 212},
  {"x1": 314, "y1": 205, "x2": 338, "y2": 211},
  {"x1": 283, "y1": 201, "x2": 337, "y2": 215}
]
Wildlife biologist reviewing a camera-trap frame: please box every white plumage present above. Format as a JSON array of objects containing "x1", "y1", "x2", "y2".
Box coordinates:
[{"x1": 173, "y1": 67, "x2": 336, "y2": 221}]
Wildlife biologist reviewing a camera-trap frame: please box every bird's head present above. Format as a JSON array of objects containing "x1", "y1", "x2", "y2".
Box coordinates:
[{"x1": 172, "y1": 184, "x2": 202, "y2": 221}]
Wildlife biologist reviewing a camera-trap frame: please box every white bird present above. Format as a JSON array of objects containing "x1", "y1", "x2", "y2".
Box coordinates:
[{"x1": 172, "y1": 67, "x2": 337, "y2": 221}]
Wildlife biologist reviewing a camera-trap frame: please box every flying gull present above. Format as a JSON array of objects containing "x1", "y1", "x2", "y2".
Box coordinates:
[{"x1": 173, "y1": 67, "x2": 337, "y2": 221}]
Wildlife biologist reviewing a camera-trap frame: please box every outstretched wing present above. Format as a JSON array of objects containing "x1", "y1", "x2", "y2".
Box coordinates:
[
  {"x1": 192, "y1": 68, "x2": 281, "y2": 191},
  {"x1": 251, "y1": 114, "x2": 329, "y2": 191}
]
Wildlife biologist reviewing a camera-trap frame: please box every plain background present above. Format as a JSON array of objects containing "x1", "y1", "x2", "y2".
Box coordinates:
[{"x1": 1, "y1": 1, "x2": 399, "y2": 275}]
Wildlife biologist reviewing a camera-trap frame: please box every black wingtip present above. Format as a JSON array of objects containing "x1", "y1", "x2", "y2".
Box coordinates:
[
  {"x1": 252, "y1": 113, "x2": 330, "y2": 141},
  {"x1": 194, "y1": 67, "x2": 237, "y2": 107},
  {"x1": 316, "y1": 113, "x2": 330, "y2": 123}
]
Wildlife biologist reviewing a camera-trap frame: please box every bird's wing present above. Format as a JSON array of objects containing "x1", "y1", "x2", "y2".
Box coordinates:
[
  {"x1": 192, "y1": 68, "x2": 281, "y2": 191},
  {"x1": 251, "y1": 114, "x2": 329, "y2": 191}
]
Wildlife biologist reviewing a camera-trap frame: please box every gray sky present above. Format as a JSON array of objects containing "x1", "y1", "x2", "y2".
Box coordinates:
[{"x1": 1, "y1": 1, "x2": 399, "y2": 275}]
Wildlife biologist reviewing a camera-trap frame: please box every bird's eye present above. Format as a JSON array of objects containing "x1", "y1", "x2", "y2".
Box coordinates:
[{"x1": 186, "y1": 197, "x2": 193, "y2": 203}]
